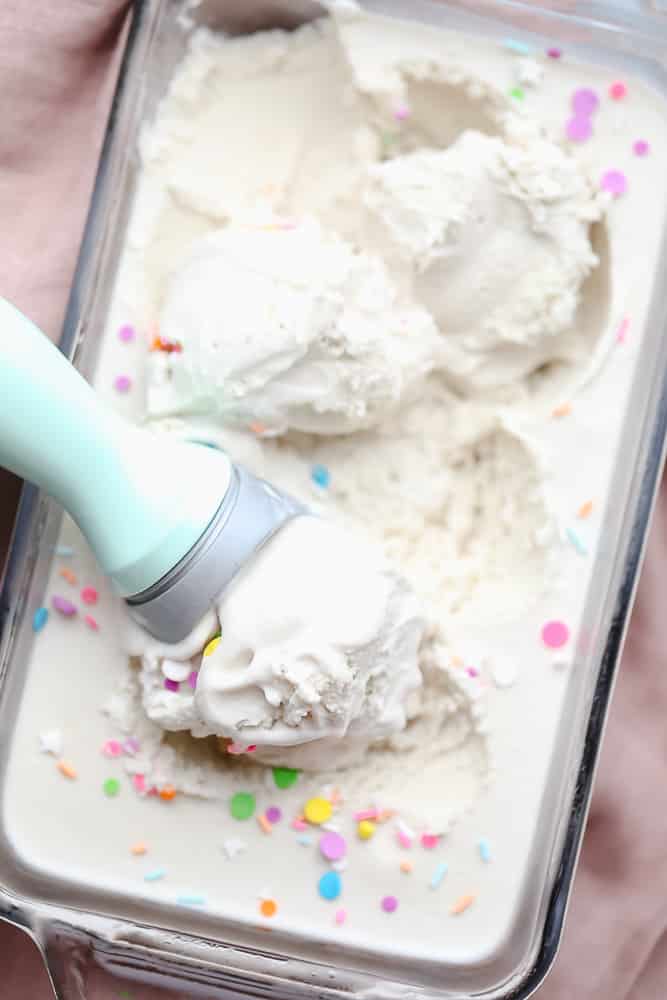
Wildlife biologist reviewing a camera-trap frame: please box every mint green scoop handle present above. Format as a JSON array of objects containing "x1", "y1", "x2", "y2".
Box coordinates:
[{"x1": 0, "y1": 297, "x2": 232, "y2": 595}]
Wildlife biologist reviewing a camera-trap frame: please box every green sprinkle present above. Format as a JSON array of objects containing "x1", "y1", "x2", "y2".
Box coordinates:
[
  {"x1": 509, "y1": 86, "x2": 525, "y2": 101},
  {"x1": 230, "y1": 791, "x2": 256, "y2": 820},
  {"x1": 104, "y1": 778, "x2": 121, "y2": 797},
  {"x1": 273, "y1": 766, "x2": 299, "y2": 789}
]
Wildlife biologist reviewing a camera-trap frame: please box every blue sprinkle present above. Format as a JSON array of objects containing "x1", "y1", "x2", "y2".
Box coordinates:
[
  {"x1": 144, "y1": 869, "x2": 166, "y2": 882},
  {"x1": 566, "y1": 527, "x2": 588, "y2": 556},
  {"x1": 296, "y1": 833, "x2": 314, "y2": 847},
  {"x1": 478, "y1": 839, "x2": 491, "y2": 863},
  {"x1": 32, "y1": 607, "x2": 48, "y2": 633},
  {"x1": 176, "y1": 895, "x2": 206, "y2": 907},
  {"x1": 429, "y1": 862, "x2": 448, "y2": 889},
  {"x1": 311, "y1": 464, "x2": 331, "y2": 489},
  {"x1": 54, "y1": 545, "x2": 75, "y2": 558},
  {"x1": 503, "y1": 38, "x2": 532, "y2": 56},
  {"x1": 318, "y1": 870, "x2": 342, "y2": 901}
]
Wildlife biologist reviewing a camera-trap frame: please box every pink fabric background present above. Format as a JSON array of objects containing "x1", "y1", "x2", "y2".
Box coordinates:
[{"x1": 2, "y1": 2, "x2": 667, "y2": 997}]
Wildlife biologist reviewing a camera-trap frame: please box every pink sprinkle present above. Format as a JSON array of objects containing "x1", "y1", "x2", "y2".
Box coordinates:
[
  {"x1": 187, "y1": 670, "x2": 198, "y2": 690},
  {"x1": 354, "y1": 809, "x2": 378, "y2": 822},
  {"x1": 542, "y1": 620, "x2": 570, "y2": 649},
  {"x1": 319, "y1": 831, "x2": 347, "y2": 861},
  {"x1": 394, "y1": 105, "x2": 411, "y2": 121},
  {"x1": 80, "y1": 586, "x2": 98, "y2": 605},
  {"x1": 421, "y1": 833, "x2": 440, "y2": 850},
  {"x1": 616, "y1": 316, "x2": 630, "y2": 344},
  {"x1": 114, "y1": 374, "x2": 132, "y2": 393},
  {"x1": 147, "y1": 786, "x2": 159, "y2": 797},
  {"x1": 84, "y1": 614, "x2": 99, "y2": 631},
  {"x1": 246, "y1": 745, "x2": 257, "y2": 753},
  {"x1": 601, "y1": 169, "x2": 627, "y2": 197},
  {"x1": 609, "y1": 81, "x2": 627, "y2": 101},
  {"x1": 547, "y1": 47, "x2": 562, "y2": 59},
  {"x1": 572, "y1": 88, "x2": 599, "y2": 116},
  {"x1": 164, "y1": 678, "x2": 180, "y2": 692},
  {"x1": 633, "y1": 139, "x2": 650, "y2": 157},
  {"x1": 381, "y1": 895, "x2": 398, "y2": 913},
  {"x1": 102, "y1": 740, "x2": 123, "y2": 758},
  {"x1": 133, "y1": 774, "x2": 146, "y2": 794},
  {"x1": 123, "y1": 738, "x2": 140, "y2": 755},
  {"x1": 566, "y1": 116, "x2": 593, "y2": 143},
  {"x1": 226, "y1": 743, "x2": 246, "y2": 755},
  {"x1": 51, "y1": 595, "x2": 77, "y2": 617},
  {"x1": 118, "y1": 324, "x2": 136, "y2": 343},
  {"x1": 335, "y1": 908, "x2": 347, "y2": 925},
  {"x1": 397, "y1": 830, "x2": 412, "y2": 849},
  {"x1": 292, "y1": 818, "x2": 308, "y2": 832}
]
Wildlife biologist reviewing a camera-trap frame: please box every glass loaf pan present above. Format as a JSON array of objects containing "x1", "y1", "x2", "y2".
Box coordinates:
[{"x1": 2, "y1": 1, "x2": 667, "y2": 998}]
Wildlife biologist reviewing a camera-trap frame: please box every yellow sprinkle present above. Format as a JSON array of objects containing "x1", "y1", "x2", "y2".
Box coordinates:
[
  {"x1": 578, "y1": 500, "x2": 594, "y2": 519},
  {"x1": 304, "y1": 797, "x2": 333, "y2": 825},
  {"x1": 57, "y1": 760, "x2": 77, "y2": 780},
  {"x1": 552, "y1": 401, "x2": 573, "y2": 418},
  {"x1": 357, "y1": 820, "x2": 376, "y2": 841},
  {"x1": 257, "y1": 814, "x2": 272, "y2": 835},
  {"x1": 203, "y1": 636, "x2": 221, "y2": 658},
  {"x1": 131, "y1": 842, "x2": 148, "y2": 856},
  {"x1": 400, "y1": 860, "x2": 413, "y2": 873},
  {"x1": 450, "y1": 893, "x2": 476, "y2": 916}
]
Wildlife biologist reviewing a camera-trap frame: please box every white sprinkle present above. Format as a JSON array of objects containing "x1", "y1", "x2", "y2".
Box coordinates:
[
  {"x1": 491, "y1": 658, "x2": 518, "y2": 689},
  {"x1": 332, "y1": 859, "x2": 348, "y2": 872},
  {"x1": 396, "y1": 818, "x2": 416, "y2": 841},
  {"x1": 39, "y1": 729, "x2": 63, "y2": 756},
  {"x1": 516, "y1": 58, "x2": 544, "y2": 87},
  {"x1": 222, "y1": 838, "x2": 247, "y2": 860},
  {"x1": 430, "y1": 862, "x2": 449, "y2": 889},
  {"x1": 160, "y1": 659, "x2": 191, "y2": 683}
]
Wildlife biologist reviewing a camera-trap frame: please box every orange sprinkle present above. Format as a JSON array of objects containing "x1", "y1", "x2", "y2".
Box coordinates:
[
  {"x1": 57, "y1": 760, "x2": 77, "y2": 780},
  {"x1": 400, "y1": 860, "x2": 413, "y2": 874},
  {"x1": 59, "y1": 568, "x2": 77, "y2": 585},
  {"x1": 552, "y1": 402, "x2": 572, "y2": 418},
  {"x1": 450, "y1": 893, "x2": 476, "y2": 916},
  {"x1": 159, "y1": 785, "x2": 176, "y2": 801},
  {"x1": 249, "y1": 422, "x2": 267, "y2": 435},
  {"x1": 131, "y1": 842, "x2": 148, "y2": 856},
  {"x1": 260, "y1": 898, "x2": 278, "y2": 918},
  {"x1": 578, "y1": 500, "x2": 594, "y2": 519},
  {"x1": 257, "y1": 814, "x2": 272, "y2": 835},
  {"x1": 329, "y1": 787, "x2": 343, "y2": 806},
  {"x1": 451, "y1": 655, "x2": 463, "y2": 667},
  {"x1": 377, "y1": 809, "x2": 396, "y2": 823}
]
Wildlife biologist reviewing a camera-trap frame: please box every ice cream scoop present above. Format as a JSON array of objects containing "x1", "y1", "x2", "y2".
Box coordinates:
[{"x1": 0, "y1": 296, "x2": 304, "y2": 642}]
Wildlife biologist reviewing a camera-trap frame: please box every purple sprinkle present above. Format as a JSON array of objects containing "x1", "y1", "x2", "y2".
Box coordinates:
[
  {"x1": 466, "y1": 667, "x2": 479, "y2": 678},
  {"x1": 571, "y1": 88, "x2": 599, "y2": 116},
  {"x1": 187, "y1": 671, "x2": 198, "y2": 690},
  {"x1": 547, "y1": 47, "x2": 562, "y2": 59},
  {"x1": 565, "y1": 116, "x2": 593, "y2": 143},
  {"x1": 266, "y1": 806, "x2": 282, "y2": 824},
  {"x1": 51, "y1": 595, "x2": 77, "y2": 617},
  {"x1": 118, "y1": 324, "x2": 136, "y2": 343},
  {"x1": 319, "y1": 831, "x2": 347, "y2": 861},
  {"x1": 114, "y1": 375, "x2": 132, "y2": 393},
  {"x1": 381, "y1": 895, "x2": 398, "y2": 913},
  {"x1": 633, "y1": 139, "x2": 650, "y2": 157},
  {"x1": 601, "y1": 169, "x2": 628, "y2": 197},
  {"x1": 164, "y1": 678, "x2": 180, "y2": 693},
  {"x1": 123, "y1": 738, "x2": 141, "y2": 755}
]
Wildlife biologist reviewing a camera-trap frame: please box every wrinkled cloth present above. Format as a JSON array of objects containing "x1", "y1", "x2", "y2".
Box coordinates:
[{"x1": 1, "y1": 3, "x2": 667, "y2": 998}]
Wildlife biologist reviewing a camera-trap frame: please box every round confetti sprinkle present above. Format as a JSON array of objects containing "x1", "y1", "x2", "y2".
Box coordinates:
[
  {"x1": 319, "y1": 831, "x2": 347, "y2": 862},
  {"x1": 159, "y1": 785, "x2": 176, "y2": 802},
  {"x1": 164, "y1": 678, "x2": 180, "y2": 693},
  {"x1": 51, "y1": 595, "x2": 77, "y2": 617},
  {"x1": 230, "y1": 791, "x2": 256, "y2": 820},
  {"x1": 114, "y1": 375, "x2": 132, "y2": 393},
  {"x1": 609, "y1": 81, "x2": 627, "y2": 101},
  {"x1": 203, "y1": 635, "x2": 221, "y2": 657},
  {"x1": 357, "y1": 820, "x2": 376, "y2": 841},
  {"x1": 541, "y1": 620, "x2": 570, "y2": 649},
  {"x1": 311, "y1": 464, "x2": 330, "y2": 489},
  {"x1": 32, "y1": 607, "x2": 48, "y2": 632},
  {"x1": 304, "y1": 797, "x2": 333, "y2": 825},
  {"x1": 572, "y1": 88, "x2": 599, "y2": 116},
  {"x1": 273, "y1": 766, "x2": 299, "y2": 789},
  {"x1": 547, "y1": 47, "x2": 562, "y2": 59},
  {"x1": 421, "y1": 833, "x2": 439, "y2": 850},
  {"x1": 381, "y1": 895, "x2": 398, "y2": 913},
  {"x1": 265, "y1": 806, "x2": 282, "y2": 824},
  {"x1": 318, "y1": 871, "x2": 342, "y2": 901},
  {"x1": 103, "y1": 778, "x2": 120, "y2": 797},
  {"x1": 84, "y1": 614, "x2": 99, "y2": 631},
  {"x1": 601, "y1": 169, "x2": 627, "y2": 197},
  {"x1": 633, "y1": 139, "x2": 650, "y2": 157},
  {"x1": 118, "y1": 324, "x2": 136, "y2": 342},
  {"x1": 565, "y1": 116, "x2": 593, "y2": 142},
  {"x1": 187, "y1": 670, "x2": 198, "y2": 690},
  {"x1": 80, "y1": 586, "x2": 98, "y2": 605},
  {"x1": 260, "y1": 898, "x2": 278, "y2": 918},
  {"x1": 335, "y1": 908, "x2": 347, "y2": 925}
]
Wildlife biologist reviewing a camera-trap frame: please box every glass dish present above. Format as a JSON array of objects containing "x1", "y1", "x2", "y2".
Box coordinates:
[{"x1": 2, "y1": 1, "x2": 667, "y2": 998}]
